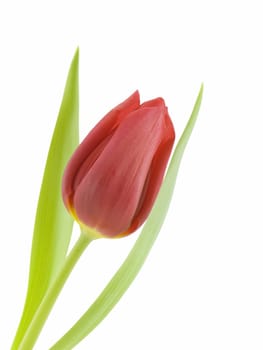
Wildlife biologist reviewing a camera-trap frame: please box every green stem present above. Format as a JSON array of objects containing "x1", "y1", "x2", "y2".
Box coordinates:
[{"x1": 17, "y1": 233, "x2": 92, "y2": 350}]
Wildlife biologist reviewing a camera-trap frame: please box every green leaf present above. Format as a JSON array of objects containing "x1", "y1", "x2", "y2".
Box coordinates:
[
  {"x1": 11, "y1": 49, "x2": 79, "y2": 350},
  {"x1": 50, "y1": 84, "x2": 203, "y2": 350}
]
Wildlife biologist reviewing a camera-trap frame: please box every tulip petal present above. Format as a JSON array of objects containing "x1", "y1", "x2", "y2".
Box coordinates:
[
  {"x1": 62, "y1": 91, "x2": 140, "y2": 210},
  {"x1": 73, "y1": 105, "x2": 166, "y2": 236},
  {"x1": 140, "y1": 96, "x2": 166, "y2": 109},
  {"x1": 11, "y1": 49, "x2": 79, "y2": 349},
  {"x1": 50, "y1": 84, "x2": 204, "y2": 350},
  {"x1": 127, "y1": 111, "x2": 175, "y2": 234}
]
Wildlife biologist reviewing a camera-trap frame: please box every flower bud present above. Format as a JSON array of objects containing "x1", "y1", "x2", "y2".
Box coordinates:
[{"x1": 62, "y1": 91, "x2": 175, "y2": 238}]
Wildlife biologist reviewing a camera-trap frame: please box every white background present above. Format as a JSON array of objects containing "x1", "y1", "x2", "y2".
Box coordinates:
[{"x1": 0, "y1": 1, "x2": 263, "y2": 349}]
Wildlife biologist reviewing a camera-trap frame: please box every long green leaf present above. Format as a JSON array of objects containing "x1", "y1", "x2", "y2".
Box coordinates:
[
  {"x1": 50, "y1": 84, "x2": 203, "y2": 350},
  {"x1": 11, "y1": 49, "x2": 79, "y2": 350}
]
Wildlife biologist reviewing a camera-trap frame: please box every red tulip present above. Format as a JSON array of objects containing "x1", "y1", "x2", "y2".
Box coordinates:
[{"x1": 62, "y1": 91, "x2": 175, "y2": 238}]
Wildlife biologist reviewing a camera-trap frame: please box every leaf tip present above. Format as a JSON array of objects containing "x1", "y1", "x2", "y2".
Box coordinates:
[
  {"x1": 68, "y1": 47, "x2": 79, "y2": 76},
  {"x1": 192, "y1": 83, "x2": 204, "y2": 114},
  {"x1": 74, "y1": 47, "x2": 79, "y2": 61},
  {"x1": 199, "y1": 83, "x2": 204, "y2": 99}
]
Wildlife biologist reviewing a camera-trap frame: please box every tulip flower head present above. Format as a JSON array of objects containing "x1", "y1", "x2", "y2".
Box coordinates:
[{"x1": 62, "y1": 91, "x2": 175, "y2": 239}]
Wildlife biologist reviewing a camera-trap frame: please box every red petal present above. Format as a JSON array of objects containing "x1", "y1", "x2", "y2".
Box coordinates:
[
  {"x1": 140, "y1": 97, "x2": 166, "y2": 109},
  {"x1": 126, "y1": 110, "x2": 175, "y2": 234},
  {"x1": 62, "y1": 91, "x2": 140, "y2": 209},
  {"x1": 73, "y1": 105, "x2": 167, "y2": 236}
]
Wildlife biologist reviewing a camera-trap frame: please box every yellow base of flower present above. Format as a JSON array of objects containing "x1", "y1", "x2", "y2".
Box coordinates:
[{"x1": 80, "y1": 224, "x2": 105, "y2": 240}]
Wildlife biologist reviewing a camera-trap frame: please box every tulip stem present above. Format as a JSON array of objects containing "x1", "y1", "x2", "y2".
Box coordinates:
[{"x1": 17, "y1": 232, "x2": 92, "y2": 350}]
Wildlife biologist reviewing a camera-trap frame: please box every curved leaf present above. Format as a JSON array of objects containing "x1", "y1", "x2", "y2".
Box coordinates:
[
  {"x1": 11, "y1": 49, "x2": 79, "y2": 350},
  {"x1": 50, "y1": 84, "x2": 203, "y2": 350}
]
